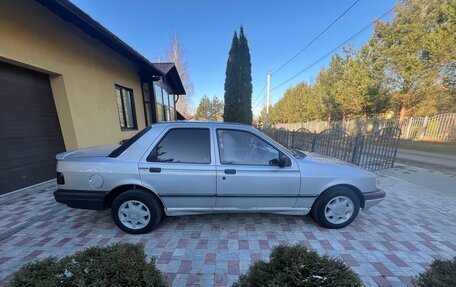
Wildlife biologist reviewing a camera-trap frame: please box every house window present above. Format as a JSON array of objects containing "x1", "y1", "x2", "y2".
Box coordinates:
[
  {"x1": 115, "y1": 85, "x2": 137, "y2": 130},
  {"x1": 154, "y1": 84, "x2": 176, "y2": 122},
  {"x1": 154, "y1": 84, "x2": 164, "y2": 122},
  {"x1": 163, "y1": 89, "x2": 171, "y2": 121},
  {"x1": 169, "y1": 94, "x2": 176, "y2": 120},
  {"x1": 142, "y1": 82, "x2": 153, "y2": 125}
]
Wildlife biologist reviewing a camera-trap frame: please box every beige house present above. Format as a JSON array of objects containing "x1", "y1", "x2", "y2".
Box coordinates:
[{"x1": 0, "y1": 0, "x2": 186, "y2": 195}]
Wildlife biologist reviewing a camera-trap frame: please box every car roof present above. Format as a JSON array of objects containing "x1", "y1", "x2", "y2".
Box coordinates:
[{"x1": 153, "y1": 121, "x2": 255, "y2": 129}]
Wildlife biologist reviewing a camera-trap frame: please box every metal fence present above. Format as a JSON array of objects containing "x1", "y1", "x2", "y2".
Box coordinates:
[
  {"x1": 263, "y1": 127, "x2": 402, "y2": 171},
  {"x1": 274, "y1": 113, "x2": 456, "y2": 142},
  {"x1": 401, "y1": 113, "x2": 456, "y2": 141}
]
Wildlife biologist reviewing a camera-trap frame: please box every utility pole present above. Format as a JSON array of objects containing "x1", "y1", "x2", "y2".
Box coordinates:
[{"x1": 265, "y1": 71, "x2": 271, "y2": 128}]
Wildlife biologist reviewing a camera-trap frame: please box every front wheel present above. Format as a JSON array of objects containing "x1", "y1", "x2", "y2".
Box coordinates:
[
  {"x1": 311, "y1": 186, "x2": 360, "y2": 229},
  {"x1": 111, "y1": 189, "x2": 162, "y2": 234}
]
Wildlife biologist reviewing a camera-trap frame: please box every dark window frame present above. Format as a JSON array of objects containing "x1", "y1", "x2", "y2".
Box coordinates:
[
  {"x1": 153, "y1": 83, "x2": 176, "y2": 122},
  {"x1": 146, "y1": 128, "x2": 212, "y2": 164},
  {"x1": 115, "y1": 84, "x2": 137, "y2": 131},
  {"x1": 141, "y1": 81, "x2": 155, "y2": 126},
  {"x1": 216, "y1": 128, "x2": 288, "y2": 167}
]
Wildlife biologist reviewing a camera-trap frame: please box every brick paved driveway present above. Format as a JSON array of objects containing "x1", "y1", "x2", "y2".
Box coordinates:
[{"x1": 1, "y1": 165, "x2": 456, "y2": 287}]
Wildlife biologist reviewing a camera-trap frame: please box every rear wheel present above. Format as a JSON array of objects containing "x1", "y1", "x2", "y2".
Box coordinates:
[
  {"x1": 111, "y1": 189, "x2": 162, "y2": 234},
  {"x1": 311, "y1": 186, "x2": 360, "y2": 229}
]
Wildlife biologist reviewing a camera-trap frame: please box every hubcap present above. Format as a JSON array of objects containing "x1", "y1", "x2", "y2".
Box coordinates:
[
  {"x1": 118, "y1": 200, "x2": 151, "y2": 230},
  {"x1": 324, "y1": 196, "x2": 354, "y2": 224}
]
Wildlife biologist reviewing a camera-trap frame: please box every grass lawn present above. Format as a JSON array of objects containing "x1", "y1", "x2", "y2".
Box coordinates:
[{"x1": 398, "y1": 140, "x2": 456, "y2": 156}]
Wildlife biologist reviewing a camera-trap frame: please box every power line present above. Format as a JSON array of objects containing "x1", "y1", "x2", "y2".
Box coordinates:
[
  {"x1": 253, "y1": 95, "x2": 267, "y2": 111},
  {"x1": 270, "y1": 1, "x2": 404, "y2": 93},
  {"x1": 252, "y1": 82, "x2": 268, "y2": 105},
  {"x1": 270, "y1": 0, "x2": 361, "y2": 76},
  {"x1": 254, "y1": 96, "x2": 266, "y2": 109}
]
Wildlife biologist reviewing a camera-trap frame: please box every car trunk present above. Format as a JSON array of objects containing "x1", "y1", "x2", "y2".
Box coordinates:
[{"x1": 56, "y1": 145, "x2": 119, "y2": 160}]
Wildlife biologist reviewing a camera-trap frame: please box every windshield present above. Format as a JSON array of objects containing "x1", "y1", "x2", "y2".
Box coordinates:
[
  {"x1": 289, "y1": 148, "x2": 306, "y2": 159},
  {"x1": 260, "y1": 130, "x2": 306, "y2": 159}
]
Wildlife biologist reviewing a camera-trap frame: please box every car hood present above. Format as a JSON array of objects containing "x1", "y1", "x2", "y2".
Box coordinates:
[
  {"x1": 56, "y1": 144, "x2": 120, "y2": 160},
  {"x1": 295, "y1": 152, "x2": 375, "y2": 178}
]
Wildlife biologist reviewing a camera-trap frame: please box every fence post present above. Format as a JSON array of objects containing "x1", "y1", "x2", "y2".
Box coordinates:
[
  {"x1": 290, "y1": 130, "x2": 295, "y2": 148},
  {"x1": 420, "y1": 116, "x2": 429, "y2": 140},
  {"x1": 311, "y1": 131, "x2": 317, "y2": 152},
  {"x1": 405, "y1": 117, "x2": 413, "y2": 140},
  {"x1": 351, "y1": 133, "x2": 362, "y2": 165},
  {"x1": 286, "y1": 130, "x2": 290, "y2": 147}
]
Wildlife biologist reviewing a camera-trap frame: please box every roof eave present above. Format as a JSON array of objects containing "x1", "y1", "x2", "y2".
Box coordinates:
[
  {"x1": 166, "y1": 66, "x2": 186, "y2": 95},
  {"x1": 35, "y1": 0, "x2": 162, "y2": 76}
]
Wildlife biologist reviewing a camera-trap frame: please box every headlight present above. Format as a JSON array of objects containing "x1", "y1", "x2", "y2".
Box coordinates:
[{"x1": 375, "y1": 177, "x2": 381, "y2": 189}]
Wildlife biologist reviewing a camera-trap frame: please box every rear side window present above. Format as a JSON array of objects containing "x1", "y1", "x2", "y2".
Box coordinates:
[{"x1": 147, "y1": 128, "x2": 211, "y2": 164}]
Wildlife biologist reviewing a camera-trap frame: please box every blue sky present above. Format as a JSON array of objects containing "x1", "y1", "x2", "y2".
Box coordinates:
[{"x1": 71, "y1": 0, "x2": 396, "y2": 115}]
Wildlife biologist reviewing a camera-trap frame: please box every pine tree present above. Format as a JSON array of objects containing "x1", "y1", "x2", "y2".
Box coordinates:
[
  {"x1": 371, "y1": 0, "x2": 456, "y2": 119},
  {"x1": 266, "y1": 0, "x2": 455, "y2": 124},
  {"x1": 194, "y1": 95, "x2": 224, "y2": 121},
  {"x1": 194, "y1": 95, "x2": 212, "y2": 120},
  {"x1": 211, "y1": 95, "x2": 224, "y2": 121},
  {"x1": 223, "y1": 26, "x2": 253, "y2": 124}
]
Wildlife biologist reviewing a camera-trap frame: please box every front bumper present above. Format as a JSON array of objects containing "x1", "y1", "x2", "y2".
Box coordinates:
[
  {"x1": 363, "y1": 189, "x2": 385, "y2": 210},
  {"x1": 54, "y1": 189, "x2": 108, "y2": 210}
]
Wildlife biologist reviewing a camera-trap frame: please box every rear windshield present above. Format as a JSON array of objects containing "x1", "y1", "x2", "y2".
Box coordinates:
[{"x1": 108, "y1": 126, "x2": 152, "y2": 158}]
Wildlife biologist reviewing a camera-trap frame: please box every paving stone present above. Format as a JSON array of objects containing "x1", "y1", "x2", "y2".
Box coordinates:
[{"x1": 1, "y1": 168, "x2": 456, "y2": 287}]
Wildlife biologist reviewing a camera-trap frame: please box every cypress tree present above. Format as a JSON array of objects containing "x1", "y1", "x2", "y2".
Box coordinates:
[
  {"x1": 238, "y1": 26, "x2": 253, "y2": 124},
  {"x1": 223, "y1": 31, "x2": 239, "y2": 122},
  {"x1": 223, "y1": 26, "x2": 253, "y2": 124}
]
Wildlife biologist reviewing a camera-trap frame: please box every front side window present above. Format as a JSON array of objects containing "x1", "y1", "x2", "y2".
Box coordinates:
[
  {"x1": 217, "y1": 129, "x2": 280, "y2": 165},
  {"x1": 147, "y1": 129, "x2": 211, "y2": 164},
  {"x1": 115, "y1": 85, "x2": 137, "y2": 130}
]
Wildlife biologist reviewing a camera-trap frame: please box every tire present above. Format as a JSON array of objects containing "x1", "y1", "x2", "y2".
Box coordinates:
[
  {"x1": 111, "y1": 189, "x2": 163, "y2": 234},
  {"x1": 311, "y1": 186, "x2": 360, "y2": 229}
]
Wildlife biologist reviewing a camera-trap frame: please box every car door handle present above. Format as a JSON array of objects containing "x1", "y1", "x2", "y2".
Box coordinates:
[
  {"x1": 149, "y1": 167, "x2": 161, "y2": 173},
  {"x1": 224, "y1": 169, "x2": 236, "y2": 174}
]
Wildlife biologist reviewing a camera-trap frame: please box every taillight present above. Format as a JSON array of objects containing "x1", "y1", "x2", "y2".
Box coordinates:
[{"x1": 57, "y1": 172, "x2": 65, "y2": 185}]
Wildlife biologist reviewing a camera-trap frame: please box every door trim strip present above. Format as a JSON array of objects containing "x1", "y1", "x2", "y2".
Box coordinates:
[{"x1": 159, "y1": 193, "x2": 318, "y2": 198}]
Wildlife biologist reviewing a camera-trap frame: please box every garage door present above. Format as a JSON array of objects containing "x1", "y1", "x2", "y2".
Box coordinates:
[{"x1": 0, "y1": 61, "x2": 66, "y2": 195}]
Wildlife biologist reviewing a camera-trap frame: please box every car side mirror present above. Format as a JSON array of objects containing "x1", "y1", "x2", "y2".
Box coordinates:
[
  {"x1": 269, "y1": 158, "x2": 279, "y2": 166},
  {"x1": 278, "y1": 153, "x2": 290, "y2": 168}
]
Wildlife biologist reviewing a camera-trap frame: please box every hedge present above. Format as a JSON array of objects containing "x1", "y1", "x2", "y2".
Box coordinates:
[
  {"x1": 8, "y1": 243, "x2": 166, "y2": 287},
  {"x1": 412, "y1": 257, "x2": 456, "y2": 287},
  {"x1": 233, "y1": 244, "x2": 362, "y2": 287}
]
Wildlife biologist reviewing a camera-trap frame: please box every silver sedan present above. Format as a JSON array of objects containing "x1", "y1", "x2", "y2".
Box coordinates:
[{"x1": 54, "y1": 121, "x2": 385, "y2": 234}]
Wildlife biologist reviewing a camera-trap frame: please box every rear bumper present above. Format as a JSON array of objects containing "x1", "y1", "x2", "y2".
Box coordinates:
[
  {"x1": 363, "y1": 189, "x2": 385, "y2": 210},
  {"x1": 54, "y1": 189, "x2": 108, "y2": 210}
]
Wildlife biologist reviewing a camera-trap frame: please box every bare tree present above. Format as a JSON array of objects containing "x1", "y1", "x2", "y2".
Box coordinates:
[{"x1": 165, "y1": 34, "x2": 194, "y2": 117}]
